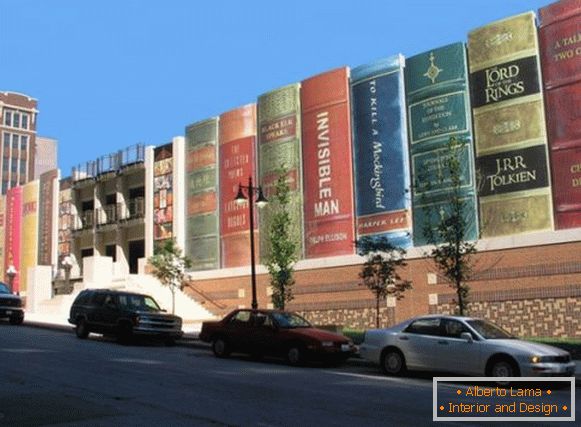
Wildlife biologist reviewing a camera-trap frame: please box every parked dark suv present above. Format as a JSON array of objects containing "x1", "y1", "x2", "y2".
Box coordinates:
[
  {"x1": 68, "y1": 289, "x2": 183, "y2": 344},
  {"x1": 0, "y1": 282, "x2": 24, "y2": 325}
]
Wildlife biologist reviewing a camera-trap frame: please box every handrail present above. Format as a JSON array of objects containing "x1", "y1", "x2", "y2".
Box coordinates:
[{"x1": 183, "y1": 282, "x2": 227, "y2": 310}]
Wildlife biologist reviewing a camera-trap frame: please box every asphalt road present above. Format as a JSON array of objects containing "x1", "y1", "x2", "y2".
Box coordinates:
[{"x1": 0, "y1": 324, "x2": 578, "y2": 426}]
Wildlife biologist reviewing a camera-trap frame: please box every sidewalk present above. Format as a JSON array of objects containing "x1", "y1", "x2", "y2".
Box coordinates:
[{"x1": 22, "y1": 313, "x2": 581, "y2": 383}]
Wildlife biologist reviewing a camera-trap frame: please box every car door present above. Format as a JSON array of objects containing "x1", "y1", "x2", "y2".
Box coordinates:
[
  {"x1": 87, "y1": 292, "x2": 107, "y2": 333},
  {"x1": 399, "y1": 318, "x2": 441, "y2": 370},
  {"x1": 433, "y1": 319, "x2": 481, "y2": 374},
  {"x1": 223, "y1": 310, "x2": 253, "y2": 353},
  {"x1": 249, "y1": 312, "x2": 278, "y2": 356},
  {"x1": 102, "y1": 294, "x2": 120, "y2": 334}
]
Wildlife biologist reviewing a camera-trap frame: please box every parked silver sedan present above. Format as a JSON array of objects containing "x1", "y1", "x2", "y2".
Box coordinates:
[{"x1": 359, "y1": 315, "x2": 576, "y2": 377}]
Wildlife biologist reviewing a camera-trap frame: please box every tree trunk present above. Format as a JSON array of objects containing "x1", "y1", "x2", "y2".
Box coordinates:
[{"x1": 376, "y1": 294, "x2": 380, "y2": 328}]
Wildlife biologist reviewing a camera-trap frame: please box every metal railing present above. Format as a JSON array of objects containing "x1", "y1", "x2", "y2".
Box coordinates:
[
  {"x1": 118, "y1": 197, "x2": 145, "y2": 221},
  {"x1": 71, "y1": 143, "x2": 145, "y2": 181},
  {"x1": 96, "y1": 204, "x2": 117, "y2": 226}
]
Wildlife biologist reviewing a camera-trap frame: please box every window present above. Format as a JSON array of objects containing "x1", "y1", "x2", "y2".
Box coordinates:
[
  {"x1": 4, "y1": 111, "x2": 11, "y2": 126},
  {"x1": 20, "y1": 135, "x2": 28, "y2": 150},
  {"x1": 20, "y1": 159, "x2": 26, "y2": 175},
  {"x1": 2, "y1": 157, "x2": 9, "y2": 172},
  {"x1": 21, "y1": 114, "x2": 28, "y2": 130},
  {"x1": 11, "y1": 160, "x2": 17, "y2": 173},
  {"x1": 230, "y1": 310, "x2": 251, "y2": 324},
  {"x1": 13, "y1": 113, "x2": 20, "y2": 128},
  {"x1": 11, "y1": 134, "x2": 18, "y2": 149},
  {"x1": 1, "y1": 182, "x2": 7, "y2": 194},
  {"x1": 3, "y1": 132, "x2": 9, "y2": 148},
  {"x1": 404, "y1": 318, "x2": 441, "y2": 336},
  {"x1": 440, "y1": 319, "x2": 471, "y2": 338}
]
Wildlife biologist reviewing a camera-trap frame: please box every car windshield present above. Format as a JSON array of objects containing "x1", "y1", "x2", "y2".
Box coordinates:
[
  {"x1": 119, "y1": 294, "x2": 162, "y2": 312},
  {"x1": 271, "y1": 312, "x2": 311, "y2": 329},
  {"x1": 467, "y1": 319, "x2": 514, "y2": 339},
  {"x1": 0, "y1": 283, "x2": 10, "y2": 294}
]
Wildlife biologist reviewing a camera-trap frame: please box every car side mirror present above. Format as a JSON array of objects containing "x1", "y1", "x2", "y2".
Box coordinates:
[{"x1": 460, "y1": 332, "x2": 473, "y2": 343}]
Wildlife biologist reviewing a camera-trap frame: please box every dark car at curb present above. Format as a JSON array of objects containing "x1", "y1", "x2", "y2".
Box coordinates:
[
  {"x1": 200, "y1": 309, "x2": 356, "y2": 366},
  {"x1": 68, "y1": 289, "x2": 183, "y2": 344},
  {"x1": 0, "y1": 282, "x2": 24, "y2": 325}
]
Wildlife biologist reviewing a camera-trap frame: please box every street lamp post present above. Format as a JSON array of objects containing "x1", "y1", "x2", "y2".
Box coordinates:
[
  {"x1": 235, "y1": 176, "x2": 267, "y2": 310},
  {"x1": 6, "y1": 265, "x2": 17, "y2": 294}
]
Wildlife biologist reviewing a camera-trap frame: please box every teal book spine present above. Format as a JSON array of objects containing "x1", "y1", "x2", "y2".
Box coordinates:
[
  {"x1": 405, "y1": 42, "x2": 479, "y2": 245},
  {"x1": 185, "y1": 117, "x2": 220, "y2": 270}
]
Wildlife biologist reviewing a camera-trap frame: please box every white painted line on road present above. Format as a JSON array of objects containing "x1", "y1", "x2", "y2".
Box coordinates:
[
  {"x1": 323, "y1": 370, "x2": 432, "y2": 388},
  {"x1": 109, "y1": 358, "x2": 164, "y2": 365},
  {"x1": 1, "y1": 348, "x2": 56, "y2": 353}
]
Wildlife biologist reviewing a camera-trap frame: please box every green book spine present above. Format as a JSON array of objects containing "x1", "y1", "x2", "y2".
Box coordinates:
[
  {"x1": 257, "y1": 83, "x2": 304, "y2": 261},
  {"x1": 405, "y1": 42, "x2": 479, "y2": 245},
  {"x1": 185, "y1": 117, "x2": 220, "y2": 270},
  {"x1": 468, "y1": 12, "x2": 554, "y2": 238}
]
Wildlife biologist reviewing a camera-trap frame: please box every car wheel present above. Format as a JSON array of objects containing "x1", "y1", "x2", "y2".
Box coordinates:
[
  {"x1": 9, "y1": 314, "x2": 24, "y2": 325},
  {"x1": 381, "y1": 348, "x2": 406, "y2": 376},
  {"x1": 286, "y1": 344, "x2": 305, "y2": 366},
  {"x1": 212, "y1": 337, "x2": 230, "y2": 358},
  {"x1": 489, "y1": 358, "x2": 519, "y2": 378},
  {"x1": 75, "y1": 318, "x2": 89, "y2": 339}
]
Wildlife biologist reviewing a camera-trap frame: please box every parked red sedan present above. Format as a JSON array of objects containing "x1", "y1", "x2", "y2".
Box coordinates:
[{"x1": 200, "y1": 309, "x2": 356, "y2": 366}]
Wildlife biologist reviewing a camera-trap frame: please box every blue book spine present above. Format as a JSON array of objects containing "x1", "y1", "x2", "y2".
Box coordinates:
[{"x1": 351, "y1": 54, "x2": 412, "y2": 248}]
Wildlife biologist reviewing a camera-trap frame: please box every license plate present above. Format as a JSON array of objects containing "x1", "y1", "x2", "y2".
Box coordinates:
[{"x1": 341, "y1": 344, "x2": 350, "y2": 352}]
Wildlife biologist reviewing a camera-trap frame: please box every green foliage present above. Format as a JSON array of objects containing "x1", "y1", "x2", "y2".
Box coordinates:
[
  {"x1": 357, "y1": 236, "x2": 412, "y2": 328},
  {"x1": 148, "y1": 239, "x2": 192, "y2": 314},
  {"x1": 420, "y1": 137, "x2": 477, "y2": 316},
  {"x1": 265, "y1": 165, "x2": 299, "y2": 310}
]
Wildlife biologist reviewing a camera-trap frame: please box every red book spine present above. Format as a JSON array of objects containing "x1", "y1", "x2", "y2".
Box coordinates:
[
  {"x1": 539, "y1": 0, "x2": 581, "y2": 229},
  {"x1": 301, "y1": 67, "x2": 355, "y2": 258},
  {"x1": 219, "y1": 104, "x2": 258, "y2": 267}
]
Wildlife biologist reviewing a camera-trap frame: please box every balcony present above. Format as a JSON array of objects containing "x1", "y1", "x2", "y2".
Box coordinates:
[
  {"x1": 118, "y1": 197, "x2": 145, "y2": 227},
  {"x1": 96, "y1": 204, "x2": 117, "y2": 231},
  {"x1": 71, "y1": 210, "x2": 94, "y2": 236}
]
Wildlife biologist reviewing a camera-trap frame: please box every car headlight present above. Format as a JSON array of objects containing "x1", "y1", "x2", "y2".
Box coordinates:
[
  {"x1": 530, "y1": 356, "x2": 541, "y2": 364},
  {"x1": 321, "y1": 341, "x2": 334, "y2": 347}
]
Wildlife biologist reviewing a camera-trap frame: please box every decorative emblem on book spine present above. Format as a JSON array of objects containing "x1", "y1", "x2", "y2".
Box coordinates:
[
  {"x1": 423, "y1": 53, "x2": 443, "y2": 84},
  {"x1": 485, "y1": 32, "x2": 513, "y2": 48}
]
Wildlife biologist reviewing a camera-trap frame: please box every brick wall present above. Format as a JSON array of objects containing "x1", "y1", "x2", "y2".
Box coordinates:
[{"x1": 187, "y1": 239, "x2": 581, "y2": 337}]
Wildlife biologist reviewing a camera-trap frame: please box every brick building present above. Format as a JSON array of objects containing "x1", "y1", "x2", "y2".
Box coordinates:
[{"x1": 0, "y1": 92, "x2": 38, "y2": 194}]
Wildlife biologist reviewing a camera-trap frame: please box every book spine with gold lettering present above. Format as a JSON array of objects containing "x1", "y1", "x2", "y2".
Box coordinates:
[
  {"x1": 4, "y1": 187, "x2": 22, "y2": 292},
  {"x1": 468, "y1": 12, "x2": 554, "y2": 238},
  {"x1": 351, "y1": 55, "x2": 412, "y2": 248},
  {"x1": 21, "y1": 180, "x2": 39, "y2": 295},
  {"x1": 539, "y1": 0, "x2": 581, "y2": 229},
  {"x1": 405, "y1": 42, "x2": 479, "y2": 245},
  {"x1": 0, "y1": 195, "x2": 5, "y2": 276},
  {"x1": 301, "y1": 67, "x2": 355, "y2": 258},
  {"x1": 219, "y1": 104, "x2": 258, "y2": 268},
  {"x1": 257, "y1": 83, "x2": 304, "y2": 261},
  {"x1": 185, "y1": 117, "x2": 220, "y2": 271}
]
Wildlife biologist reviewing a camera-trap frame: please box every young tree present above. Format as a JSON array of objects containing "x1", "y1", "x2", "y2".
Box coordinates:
[
  {"x1": 357, "y1": 236, "x2": 412, "y2": 328},
  {"x1": 265, "y1": 165, "x2": 300, "y2": 310},
  {"x1": 148, "y1": 239, "x2": 192, "y2": 314},
  {"x1": 421, "y1": 137, "x2": 477, "y2": 316}
]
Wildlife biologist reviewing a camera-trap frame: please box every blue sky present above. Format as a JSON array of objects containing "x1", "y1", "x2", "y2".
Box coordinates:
[{"x1": 2, "y1": 0, "x2": 551, "y2": 177}]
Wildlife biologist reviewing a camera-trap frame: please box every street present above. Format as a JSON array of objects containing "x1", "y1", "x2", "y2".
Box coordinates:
[{"x1": 0, "y1": 325, "x2": 578, "y2": 426}]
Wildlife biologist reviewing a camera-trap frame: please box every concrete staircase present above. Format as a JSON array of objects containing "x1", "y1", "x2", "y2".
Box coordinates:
[
  {"x1": 118, "y1": 274, "x2": 217, "y2": 326},
  {"x1": 31, "y1": 274, "x2": 217, "y2": 333}
]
